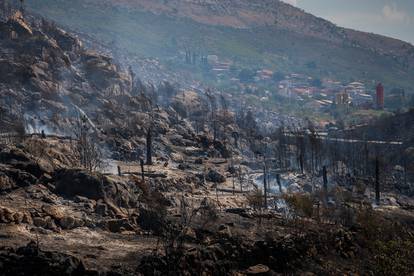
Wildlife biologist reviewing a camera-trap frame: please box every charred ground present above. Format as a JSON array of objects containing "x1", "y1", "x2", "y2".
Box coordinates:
[{"x1": 0, "y1": 8, "x2": 414, "y2": 276}]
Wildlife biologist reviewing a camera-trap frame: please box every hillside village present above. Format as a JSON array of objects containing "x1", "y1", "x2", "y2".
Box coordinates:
[{"x1": 166, "y1": 51, "x2": 410, "y2": 128}]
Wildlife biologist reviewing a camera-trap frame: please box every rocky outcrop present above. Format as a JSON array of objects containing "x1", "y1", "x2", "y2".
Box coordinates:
[
  {"x1": 0, "y1": 147, "x2": 50, "y2": 192},
  {"x1": 137, "y1": 206, "x2": 166, "y2": 235},
  {"x1": 82, "y1": 50, "x2": 131, "y2": 92},
  {"x1": 0, "y1": 206, "x2": 32, "y2": 224},
  {"x1": 54, "y1": 169, "x2": 106, "y2": 200},
  {"x1": 137, "y1": 226, "x2": 361, "y2": 275},
  {"x1": 0, "y1": 241, "x2": 89, "y2": 276},
  {"x1": 53, "y1": 169, "x2": 139, "y2": 210},
  {"x1": 206, "y1": 168, "x2": 226, "y2": 183},
  {"x1": 0, "y1": 165, "x2": 37, "y2": 191},
  {"x1": 0, "y1": 11, "x2": 132, "y2": 140},
  {"x1": 0, "y1": 148, "x2": 49, "y2": 178}
]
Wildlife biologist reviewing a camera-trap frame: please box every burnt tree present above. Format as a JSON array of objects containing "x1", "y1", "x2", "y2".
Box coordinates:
[
  {"x1": 140, "y1": 159, "x2": 145, "y2": 180},
  {"x1": 375, "y1": 157, "x2": 380, "y2": 205},
  {"x1": 276, "y1": 173, "x2": 282, "y2": 194},
  {"x1": 74, "y1": 115, "x2": 102, "y2": 172},
  {"x1": 323, "y1": 166, "x2": 328, "y2": 204},
  {"x1": 146, "y1": 126, "x2": 153, "y2": 165},
  {"x1": 263, "y1": 164, "x2": 267, "y2": 209},
  {"x1": 205, "y1": 89, "x2": 218, "y2": 142}
]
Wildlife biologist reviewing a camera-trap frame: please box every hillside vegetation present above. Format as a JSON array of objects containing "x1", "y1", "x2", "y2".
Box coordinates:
[{"x1": 26, "y1": 0, "x2": 414, "y2": 91}]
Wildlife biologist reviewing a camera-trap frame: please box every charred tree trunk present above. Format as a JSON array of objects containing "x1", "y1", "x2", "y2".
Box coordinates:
[
  {"x1": 140, "y1": 159, "x2": 145, "y2": 181},
  {"x1": 263, "y1": 165, "x2": 267, "y2": 209},
  {"x1": 239, "y1": 166, "x2": 243, "y2": 193},
  {"x1": 299, "y1": 153, "x2": 304, "y2": 174},
  {"x1": 364, "y1": 142, "x2": 369, "y2": 175},
  {"x1": 216, "y1": 184, "x2": 220, "y2": 209},
  {"x1": 232, "y1": 170, "x2": 235, "y2": 195},
  {"x1": 213, "y1": 119, "x2": 218, "y2": 142},
  {"x1": 403, "y1": 155, "x2": 407, "y2": 190},
  {"x1": 146, "y1": 127, "x2": 152, "y2": 165},
  {"x1": 276, "y1": 174, "x2": 282, "y2": 194},
  {"x1": 232, "y1": 132, "x2": 239, "y2": 148},
  {"x1": 375, "y1": 158, "x2": 380, "y2": 206},
  {"x1": 19, "y1": 0, "x2": 24, "y2": 14},
  {"x1": 323, "y1": 166, "x2": 328, "y2": 204}
]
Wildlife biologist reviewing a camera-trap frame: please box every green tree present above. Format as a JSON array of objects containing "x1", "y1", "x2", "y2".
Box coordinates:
[
  {"x1": 272, "y1": 71, "x2": 285, "y2": 82},
  {"x1": 238, "y1": 68, "x2": 256, "y2": 83}
]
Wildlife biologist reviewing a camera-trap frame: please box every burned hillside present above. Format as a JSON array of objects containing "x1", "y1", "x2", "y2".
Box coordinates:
[{"x1": 0, "y1": 6, "x2": 414, "y2": 276}]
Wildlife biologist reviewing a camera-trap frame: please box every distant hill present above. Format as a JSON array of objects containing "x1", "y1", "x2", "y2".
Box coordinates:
[{"x1": 26, "y1": 0, "x2": 414, "y2": 91}]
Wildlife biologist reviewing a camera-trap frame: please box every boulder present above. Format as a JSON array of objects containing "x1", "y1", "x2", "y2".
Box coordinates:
[
  {"x1": 59, "y1": 216, "x2": 84, "y2": 230},
  {"x1": 0, "y1": 167, "x2": 38, "y2": 190},
  {"x1": 0, "y1": 241, "x2": 88, "y2": 275},
  {"x1": 54, "y1": 169, "x2": 105, "y2": 200},
  {"x1": 206, "y1": 169, "x2": 226, "y2": 183},
  {"x1": 178, "y1": 163, "x2": 191, "y2": 170},
  {"x1": 42, "y1": 205, "x2": 65, "y2": 221},
  {"x1": 0, "y1": 148, "x2": 31, "y2": 163},
  {"x1": 22, "y1": 212, "x2": 33, "y2": 225},
  {"x1": 12, "y1": 212, "x2": 24, "y2": 224},
  {"x1": 95, "y1": 200, "x2": 108, "y2": 216},
  {"x1": 0, "y1": 207, "x2": 15, "y2": 223},
  {"x1": 213, "y1": 141, "x2": 231, "y2": 159},
  {"x1": 106, "y1": 218, "x2": 135, "y2": 233},
  {"x1": 44, "y1": 216, "x2": 58, "y2": 231},
  {"x1": 82, "y1": 51, "x2": 126, "y2": 91},
  {"x1": 44, "y1": 24, "x2": 82, "y2": 53},
  {"x1": 54, "y1": 169, "x2": 137, "y2": 210},
  {"x1": 137, "y1": 207, "x2": 166, "y2": 235},
  {"x1": 0, "y1": 147, "x2": 48, "y2": 178},
  {"x1": 225, "y1": 208, "x2": 252, "y2": 218},
  {"x1": 7, "y1": 11, "x2": 33, "y2": 37},
  {"x1": 74, "y1": 195, "x2": 91, "y2": 203},
  {"x1": 33, "y1": 217, "x2": 47, "y2": 228},
  {"x1": 245, "y1": 264, "x2": 270, "y2": 275},
  {"x1": 0, "y1": 173, "x2": 14, "y2": 191},
  {"x1": 397, "y1": 196, "x2": 414, "y2": 210}
]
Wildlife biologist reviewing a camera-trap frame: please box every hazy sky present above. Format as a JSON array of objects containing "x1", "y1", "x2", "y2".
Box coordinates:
[{"x1": 283, "y1": 0, "x2": 414, "y2": 44}]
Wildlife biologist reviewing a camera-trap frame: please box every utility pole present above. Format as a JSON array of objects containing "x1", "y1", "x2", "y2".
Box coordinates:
[
  {"x1": 323, "y1": 166, "x2": 328, "y2": 204},
  {"x1": 263, "y1": 164, "x2": 267, "y2": 209}
]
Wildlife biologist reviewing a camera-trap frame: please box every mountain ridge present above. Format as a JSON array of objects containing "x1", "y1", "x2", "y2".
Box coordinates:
[
  {"x1": 25, "y1": 0, "x2": 414, "y2": 91},
  {"x1": 99, "y1": 0, "x2": 414, "y2": 55}
]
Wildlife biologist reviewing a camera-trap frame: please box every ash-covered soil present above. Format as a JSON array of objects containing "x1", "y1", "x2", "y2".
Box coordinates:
[{"x1": 0, "y1": 137, "x2": 414, "y2": 275}]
